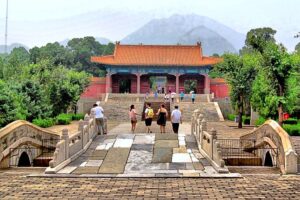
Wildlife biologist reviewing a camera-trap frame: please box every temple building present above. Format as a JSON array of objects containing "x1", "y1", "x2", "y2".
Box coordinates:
[{"x1": 89, "y1": 42, "x2": 228, "y2": 97}]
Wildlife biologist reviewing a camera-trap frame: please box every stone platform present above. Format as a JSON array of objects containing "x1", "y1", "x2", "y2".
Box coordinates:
[{"x1": 52, "y1": 129, "x2": 240, "y2": 178}]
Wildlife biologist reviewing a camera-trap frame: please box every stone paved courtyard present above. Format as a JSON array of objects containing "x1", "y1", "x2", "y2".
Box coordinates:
[
  {"x1": 0, "y1": 169, "x2": 299, "y2": 199},
  {"x1": 54, "y1": 130, "x2": 237, "y2": 177}
]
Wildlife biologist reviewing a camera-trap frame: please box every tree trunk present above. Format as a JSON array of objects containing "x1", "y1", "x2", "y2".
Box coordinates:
[
  {"x1": 278, "y1": 84, "x2": 284, "y2": 126},
  {"x1": 238, "y1": 95, "x2": 243, "y2": 128}
]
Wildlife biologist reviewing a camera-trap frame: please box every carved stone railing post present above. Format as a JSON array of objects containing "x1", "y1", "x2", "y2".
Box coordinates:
[{"x1": 61, "y1": 129, "x2": 69, "y2": 160}]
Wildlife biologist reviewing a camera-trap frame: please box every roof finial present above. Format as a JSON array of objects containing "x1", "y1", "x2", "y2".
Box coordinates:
[
  {"x1": 116, "y1": 41, "x2": 120, "y2": 45},
  {"x1": 197, "y1": 41, "x2": 201, "y2": 46}
]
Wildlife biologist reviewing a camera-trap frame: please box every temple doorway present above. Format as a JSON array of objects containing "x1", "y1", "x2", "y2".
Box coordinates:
[
  {"x1": 184, "y1": 80, "x2": 197, "y2": 93},
  {"x1": 119, "y1": 79, "x2": 131, "y2": 93},
  {"x1": 264, "y1": 151, "x2": 273, "y2": 167},
  {"x1": 149, "y1": 76, "x2": 167, "y2": 94}
]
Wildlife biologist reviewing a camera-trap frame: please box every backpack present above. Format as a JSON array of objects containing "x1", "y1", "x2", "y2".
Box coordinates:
[{"x1": 147, "y1": 108, "x2": 154, "y2": 118}]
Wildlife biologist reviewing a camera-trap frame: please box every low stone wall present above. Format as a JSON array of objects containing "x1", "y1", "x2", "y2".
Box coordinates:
[
  {"x1": 46, "y1": 115, "x2": 107, "y2": 173},
  {"x1": 191, "y1": 109, "x2": 228, "y2": 173},
  {"x1": 240, "y1": 120, "x2": 298, "y2": 174}
]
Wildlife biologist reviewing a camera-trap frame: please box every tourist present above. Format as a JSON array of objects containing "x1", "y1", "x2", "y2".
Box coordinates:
[
  {"x1": 191, "y1": 91, "x2": 196, "y2": 104},
  {"x1": 144, "y1": 103, "x2": 154, "y2": 133},
  {"x1": 171, "y1": 92, "x2": 176, "y2": 103},
  {"x1": 154, "y1": 91, "x2": 158, "y2": 99},
  {"x1": 156, "y1": 104, "x2": 168, "y2": 133},
  {"x1": 171, "y1": 105, "x2": 182, "y2": 134},
  {"x1": 129, "y1": 105, "x2": 139, "y2": 133},
  {"x1": 180, "y1": 91, "x2": 184, "y2": 101},
  {"x1": 158, "y1": 85, "x2": 161, "y2": 94},
  {"x1": 91, "y1": 103, "x2": 105, "y2": 135},
  {"x1": 164, "y1": 93, "x2": 169, "y2": 102}
]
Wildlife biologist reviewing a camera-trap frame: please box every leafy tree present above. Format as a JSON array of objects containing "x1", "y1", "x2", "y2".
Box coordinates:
[
  {"x1": 295, "y1": 42, "x2": 300, "y2": 54},
  {"x1": 211, "y1": 53, "x2": 260, "y2": 128},
  {"x1": 245, "y1": 27, "x2": 277, "y2": 53},
  {"x1": 0, "y1": 80, "x2": 26, "y2": 126},
  {"x1": 251, "y1": 43, "x2": 295, "y2": 125}
]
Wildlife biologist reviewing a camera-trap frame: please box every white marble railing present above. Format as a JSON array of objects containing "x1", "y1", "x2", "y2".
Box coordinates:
[
  {"x1": 191, "y1": 109, "x2": 228, "y2": 173},
  {"x1": 46, "y1": 115, "x2": 107, "y2": 173}
]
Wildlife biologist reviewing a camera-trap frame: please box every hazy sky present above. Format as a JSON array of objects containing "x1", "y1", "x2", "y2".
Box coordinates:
[{"x1": 0, "y1": 0, "x2": 299, "y2": 49}]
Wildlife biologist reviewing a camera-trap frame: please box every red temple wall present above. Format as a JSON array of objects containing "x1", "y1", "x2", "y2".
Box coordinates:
[{"x1": 210, "y1": 83, "x2": 229, "y2": 98}]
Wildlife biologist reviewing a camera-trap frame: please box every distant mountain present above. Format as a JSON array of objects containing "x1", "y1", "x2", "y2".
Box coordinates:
[
  {"x1": 178, "y1": 26, "x2": 236, "y2": 55},
  {"x1": 0, "y1": 43, "x2": 29, "y2": 54},
  {"x1": 60, "y1": 37, "x2": 111, "y2": 46},
  {"x1": 122, "y1": 14, "x2": 245, "y2": 55}
]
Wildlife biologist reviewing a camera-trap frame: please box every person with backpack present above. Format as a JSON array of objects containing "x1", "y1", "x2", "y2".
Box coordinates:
[{"x1": 144, "y1": 103, "x2": 154, "y2": 133}]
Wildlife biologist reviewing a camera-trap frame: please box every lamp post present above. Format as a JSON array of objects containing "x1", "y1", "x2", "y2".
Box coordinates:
[{"x1": 4, "y1": 0, "x2": 9, "y2": 54}]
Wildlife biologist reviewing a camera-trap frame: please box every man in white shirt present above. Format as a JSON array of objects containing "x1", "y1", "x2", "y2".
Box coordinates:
[
  {"x1": 91, "y1": 103, "x2": 105, "y2": 135},
  {"x1": 171, "y1": 105, "x2": 182, "y2": 134}
]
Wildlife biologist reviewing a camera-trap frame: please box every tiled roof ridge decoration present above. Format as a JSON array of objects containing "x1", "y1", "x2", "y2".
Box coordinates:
[{"x1": 91, "y1": 42, "x2": 221, "y2": 66}]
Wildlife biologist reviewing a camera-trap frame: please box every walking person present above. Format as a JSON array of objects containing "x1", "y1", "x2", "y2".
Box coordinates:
[
  {"x1": 129, "y1": 105, "x2": 139, "y2": 133},
  {"x1": 171, "y1": 105, "x2": 182, "y2": 134},
  {"x1": 144, "y1": 103, "x2": 154, "y2": 133},
  {"x1": 180, "y1": 91, "x2": 184, "y2": 101},
  {"x1": 91, "y1": 103, "x2": 105, "y2": 135},
  {"x1": 191, "y1": 91, "x2": 196, "y2": 104},
  {"x1": 156, "y1": 104, "x2": 168, "y2": 133}
]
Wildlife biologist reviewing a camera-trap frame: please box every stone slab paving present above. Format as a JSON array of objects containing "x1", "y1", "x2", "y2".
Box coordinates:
[
  {"x1": 55, "y1": 123, "x2": 239, "y2": 177},
  {"x1": 1, "y1": 170, "x2": 299, "y2": 199}
]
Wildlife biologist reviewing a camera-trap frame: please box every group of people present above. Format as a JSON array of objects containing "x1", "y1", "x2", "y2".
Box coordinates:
[
  {"x1": 149, "y1": 90, "x2": 197, "y2": 104},
  {"x1": 129, "y1": 103, "x2": 182, "y2": 134}
]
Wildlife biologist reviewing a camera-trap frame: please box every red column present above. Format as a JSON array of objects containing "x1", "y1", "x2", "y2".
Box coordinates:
[
  {"x1": 106, "y1": 72, "x2": 112, "y2": 93},
  {"x1": 136, "y1": 73, "x2": 141, "y2": 94},
  {"x1": 176, "y1": 74, "x2": 180, "y2": 94},
  {"x1": 204, "y1": 74, "x2": 210, "y2": 94}
]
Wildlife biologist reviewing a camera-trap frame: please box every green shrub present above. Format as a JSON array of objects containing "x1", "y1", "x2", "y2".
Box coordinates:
[
  {"x1": 56, "y1": 114, "x2": 72, "y2": 125},
  {"x1": 32, "y1": 118, "x2": 56, "y2": 128},
  {"x1": 227, "y1": 114, "x2": 236, "y2": 121},
  {"x1": 283, "y1": 118, "x2": 298, "y2": 125},
  {"x1": 255, "y1": 117, "x2": 266, "y2": 126},
  {"x1": 72, "y1": 113, "x2": 84, "y2": 121},
  {"x1": 283, "y1": 124, "x2": 300, "y2": 136},
  {"x1": 242, "y1": 116, "x2": 251, "y2": 125}
]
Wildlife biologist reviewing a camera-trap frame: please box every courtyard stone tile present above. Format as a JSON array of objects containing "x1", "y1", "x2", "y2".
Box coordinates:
[
  {"x1": 80, "y1": 161, "x2": 87, "y2": 167},
  {"x1": 199, "y1": 158, "x2": 211, "y2": 166},
  {"x1": 98, "y1": 148, "x2": 130, "y2": 174},
  {"x1": 133, "y1": 135, "x2": 155, "y2": 144},
  {"x1": 57, "y1": 166, "x2": 77, "y2": 174},
  {"x1": 155, "y1": 133, "x2": 178, "y2": 140},
  {"x1": 113, "y1": 138, "x2": 133, "y2": 148},
  {"x1": 193, "y1": 162, "x2": 204, "y2": 171},
  {"x1": 104, "y1": 135, "x2": 117, "y2": 139},
  {"x1": 103, "y1": 138, "x2": 116, "y2": 144},
  {"x1": 68, "y1": 157, "x2": 88, "y2": 166},
  {"x1": 167, "y1": 163, "x2": 187, "y2": 170},
  {"x1": 85, "y1": 160, "x2": 103, "y2": 167},
  {"x1": 185, "y1": 135, "x2": 197, "y2": 142},
  {"x1": 152, "y1": 148, "x2": 173, "y2": 163},
  {"x1": 154, "y1": 140, "x2": 179, "y2": 148},
  {"x1": 173, "y1": 146, "x2": 187, "y2": 153},
  {"x1": 131, "y1": 144, "x2": 153, "y2": 152},
  {"x1": 116, "y1": 134, "x2": 135, "y2": 139},
  {"x1": 89, "y1": 150, "x2": 107, "y2": 160},
  {"x1": 190, "y1": 153, "x2": 199, "y2": 162},
  {"x1": 127, "y1": 150, "x2": 152, "y2": 163},
  {"x1": 124, "y1": 163, "x2": 169, "y2": 172},
  {"x1": 185, "y1": 163, "x2": 195, "y2": 170},
  {"x1": 72, "y1": 166, "x2": 99, "y2": 174},
  {"x1": 172, "y1": 153, "x2": 192, "y2": 163},
  {"x1": 186, "y1": 141, "x2": 198, "y2": 149}
]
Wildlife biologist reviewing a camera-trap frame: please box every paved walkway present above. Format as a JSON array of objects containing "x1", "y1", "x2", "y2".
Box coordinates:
[
  {"x1": 0, "y1": 170, "x2": 299, "y2": 199},
  {"x1": 53, "y1": 123, "x2": 238, "y2": 177}
]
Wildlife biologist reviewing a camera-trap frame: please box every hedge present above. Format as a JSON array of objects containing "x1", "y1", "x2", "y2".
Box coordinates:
[
  {"x1": 227, "y1": 114, "x2": 236, "y2": 121},
  {"x1": 283, "y1": 118, "x2": 298, "y2": 125},
  {"x1": 32, "y1": 118, "x2": 56, "y2": 128},
  {"x1": 283, "y1": 124, "x2": 300, "y2": 136}
]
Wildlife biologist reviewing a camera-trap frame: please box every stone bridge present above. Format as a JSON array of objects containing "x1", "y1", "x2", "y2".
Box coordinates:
[
  {"x1": 0, "y1": 120, "x2": 60, "y2": 168},
  {"x1": 240, "y1": 120, "x2": 298, "y2": 174}
]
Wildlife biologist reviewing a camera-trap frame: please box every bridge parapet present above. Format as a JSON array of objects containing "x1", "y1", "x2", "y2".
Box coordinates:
[
  {"x1": 0, "y1": 120, "x2": 60, "y2": 168},
  {"x1": 46, "y1": 115, "x2": 106, "y2": 174},
  {"x1": 191, "y1": 110, "x2": 228, "y2": 173},
  {"x1": 241, "y1": 120, "x2": 298, "y2": 174}
]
